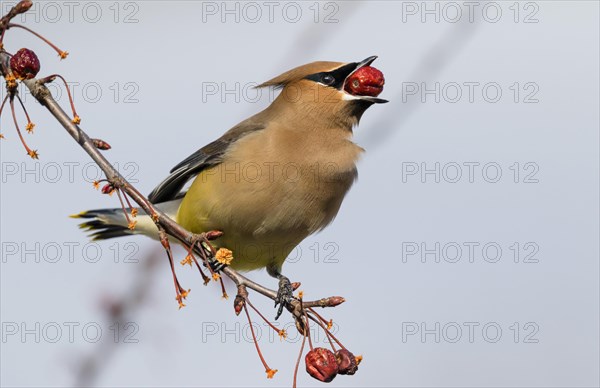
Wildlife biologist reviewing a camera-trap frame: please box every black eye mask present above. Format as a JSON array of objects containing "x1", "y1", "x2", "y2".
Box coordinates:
[{"x1": 304, "y1": 62, "x2": 358, "y2": 90}]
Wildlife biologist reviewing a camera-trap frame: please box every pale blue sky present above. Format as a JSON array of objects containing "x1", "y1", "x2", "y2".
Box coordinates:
[{"x1": 1, "y1": 1, "x2": 599, "y2": 387}]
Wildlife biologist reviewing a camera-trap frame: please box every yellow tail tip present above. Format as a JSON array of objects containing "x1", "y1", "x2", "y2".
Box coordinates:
[{"x1": 69, "y1": 212, "x2": 87, "y2": 219}]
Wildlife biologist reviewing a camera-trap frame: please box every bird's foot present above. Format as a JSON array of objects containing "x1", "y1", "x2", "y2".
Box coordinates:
[
  {"x1": 274, "y1": 275, "x2": 294, "y2": 320},
  {"x1": 206, "y1": 256, "x2": 227, "y2": 273},
  {"x1": 189, "y1": 233, "x2": 228, "y2": 274}
]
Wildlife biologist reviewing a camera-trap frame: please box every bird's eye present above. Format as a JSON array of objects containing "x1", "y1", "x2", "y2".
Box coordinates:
[{"x1": 321, "y1": 74, "x2": 335, "y2": 85}]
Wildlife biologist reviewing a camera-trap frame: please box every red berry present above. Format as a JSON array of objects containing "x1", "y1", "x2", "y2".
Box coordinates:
[
  {"x1": 344, "y1": 66, "x2": 385, "y2": 97},
  {"x1": 305, "y1": 347, "x2": 339, "y2": 382},
  {"x1": 335, "y1": 349, "x2": 359, "y2": 375},
  {"x1": 10, "y1": 48, "x2": 41, "y2": 80}
]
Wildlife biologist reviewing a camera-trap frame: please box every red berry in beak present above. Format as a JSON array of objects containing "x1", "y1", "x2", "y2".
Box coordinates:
[
  {"x1": 10, "y1": 48, "x2": 41, "y2": 80},
  {"x1": 344, "y1": 66, "x2": 385, "y2": 97},
  {"x1": 305, "y1": 347, "x2": 339, "y2": 382}
]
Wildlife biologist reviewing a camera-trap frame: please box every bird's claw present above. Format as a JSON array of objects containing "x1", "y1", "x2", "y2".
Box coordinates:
[
  {"x1": 274, "y1": 276, "x2": 293, "y2": 320},
  {"x1": 206, "y1": 256, "x2": 227, "y2": 273}
]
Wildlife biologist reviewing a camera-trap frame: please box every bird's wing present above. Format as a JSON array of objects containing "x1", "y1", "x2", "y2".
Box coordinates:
[{"x1": 148, "y1": 121, "x2": 265, "y2": 204}]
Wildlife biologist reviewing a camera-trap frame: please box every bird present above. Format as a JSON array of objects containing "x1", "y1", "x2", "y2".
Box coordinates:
[{"x1": 73, "y1": 56, "x2": 387, "y2": 318}]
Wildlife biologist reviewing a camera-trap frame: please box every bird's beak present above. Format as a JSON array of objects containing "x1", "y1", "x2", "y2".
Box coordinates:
[
  {"x1": 343, "y1": 56, "x2": 388, "y2": 104},
  {"x1": 353, "y1": 55, "x2": 378, "y2": 71}
]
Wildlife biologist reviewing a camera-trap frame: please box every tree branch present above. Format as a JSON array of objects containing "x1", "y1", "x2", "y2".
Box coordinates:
[
  {"x1": 0, "y1": 24, "x2": 343, "y2": 323},
  {"x1": 1, "y1": 4, "x2": 364, "y2": 384}
]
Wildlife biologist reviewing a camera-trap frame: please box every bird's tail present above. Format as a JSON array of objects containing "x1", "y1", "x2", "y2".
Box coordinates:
[{"x1": 71, "y1": 199, "x2": 182, "y2": 241}]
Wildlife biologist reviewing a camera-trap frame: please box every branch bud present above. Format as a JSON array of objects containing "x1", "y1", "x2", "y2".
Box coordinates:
[
  {"x1": 205, "y1": 230, "x2": 224, "y2": 240},
  {"x1": 101, "y1": 183, "x2": 115, "y2": 195},
  {"x1": 15, "y1": 0, "x2": 33, "y2": 13},
  {"x1": 91, "y1": 138, "x2": 111, "y2": 150},
  {"x1": 233, "y1": 294, "x2": 245, "y2": 316},
  {"x1": 233, "y1": 284, "x2": 248, "y2": 316},
  {"x1": 318, "y1": 296, "x2": 345, "y2": 308}
]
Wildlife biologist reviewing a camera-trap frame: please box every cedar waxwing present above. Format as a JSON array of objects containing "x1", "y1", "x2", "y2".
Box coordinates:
[{"x1": 74, "y1": 56, "x2": 387, "y2": 318}]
